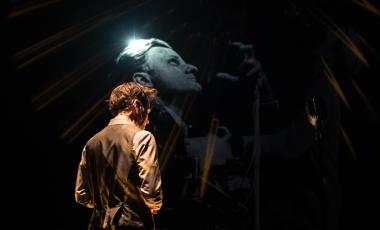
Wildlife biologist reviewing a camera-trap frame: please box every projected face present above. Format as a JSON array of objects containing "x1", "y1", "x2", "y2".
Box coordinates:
[{"x1": 145, "y1": 47, "x2": 202, "y2": 94}]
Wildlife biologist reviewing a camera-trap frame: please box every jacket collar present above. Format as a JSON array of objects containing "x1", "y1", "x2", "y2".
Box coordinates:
[{"x1": 108, "y1": 115, "x2": 136, "y2": 126}]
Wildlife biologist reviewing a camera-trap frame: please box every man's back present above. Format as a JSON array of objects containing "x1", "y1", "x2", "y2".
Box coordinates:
[{"x1": 80, "y1": 123, "x2": 154, "y2": 229}]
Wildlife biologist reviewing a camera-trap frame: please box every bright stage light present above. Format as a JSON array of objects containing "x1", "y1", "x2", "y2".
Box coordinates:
[{"x1": 124, "y1": 39, "x2": 150, "y2": 56}]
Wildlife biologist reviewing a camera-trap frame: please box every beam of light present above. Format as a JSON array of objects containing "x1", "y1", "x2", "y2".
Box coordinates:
[
  {"x1": 32, "y1": 48, "x2": 114, "y2": 111},
  {"x1": 199, "y1": 176, "x2": 248, "y2": 211},
  {"x1": 321, "y1": 57, "x2": 351, "y2": 109},
  {"x1": 15, "y1": 13, "x2": 121, "y2": 69},
  {"x1": 67, "y1": 107, "x2": 106, "y2": 144},
  {"x1": 157, "y1": 123, "x2": 181, "y2": 173},
  {"x1": 340, "y1": 126, "x2": 357, "y2": 159},
  {"x1": 63, "y1": 67, "x2": 138, "y2": 143},
  {"x1": 149, "y1": 92, "x2": 197, "y2": 174},
  {"x1": 114, "y1": 177, "x2": 140, "y2": 201},
  {"x1": 8, "y1": 0, "x2": 62, "y2": 18},
  {"x1": 350, "y1": 79, "x2": 380, "y2": 125},
  {"x1": 13, "y1": 0, "x2": 153, "y2": 69},
  {"x1": 353, "y1": 0, "x2": 380, "y2": 16},
  {"x1": 158, "y1": 94, "x2": 192, "y2": 173},
  {"x1": 310, "y1": 9, "x2": 370, "y2": 67},
  {"x1": 14, "y1": 22, "x2": 86, "y2": 63},
  {"x1": 357, "y1": 34, "x2": 380, "y2": 64},
  {"x1": 61, "y1": 93, "x2": 109, "y2": 140},
  {"x1": 199, "y1": 116, "x2": 219, "y2": 200},
  {"x1": 155, "y1": 93, "x2": 198, "y2": 195},
  {"x1": 32, "y1": 0, "x2": 172, "y2": 110}
]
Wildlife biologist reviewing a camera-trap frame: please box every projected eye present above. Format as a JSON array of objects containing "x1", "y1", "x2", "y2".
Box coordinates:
[{"x1": 168, "y1": 58, "x2": 180, "y2": 66}]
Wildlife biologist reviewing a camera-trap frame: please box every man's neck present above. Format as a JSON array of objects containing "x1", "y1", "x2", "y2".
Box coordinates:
[
  {"x1": 114, "y1": 113, "x2": 138, "y2": 126},
  {"x1": 115, "y1": 112, "x2": 131, "y2": 119}
]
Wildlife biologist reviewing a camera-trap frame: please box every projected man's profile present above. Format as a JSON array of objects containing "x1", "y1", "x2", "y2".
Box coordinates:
[{"x1": 115, "y1": 38, "x2": 202, "y2": 105}]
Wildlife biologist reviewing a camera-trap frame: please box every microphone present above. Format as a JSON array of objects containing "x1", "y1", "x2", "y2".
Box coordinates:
[
  {"x1": 306, "y1": 96, "x2": 325, "y2": 121},
  {"x1": 306, "y1": 96, "x2": 325, "y2": 140}
]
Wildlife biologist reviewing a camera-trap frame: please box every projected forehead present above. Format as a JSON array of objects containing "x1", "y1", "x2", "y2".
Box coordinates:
[{"x1": 145, "y1": 47, "x2": 184, "y2": 64}]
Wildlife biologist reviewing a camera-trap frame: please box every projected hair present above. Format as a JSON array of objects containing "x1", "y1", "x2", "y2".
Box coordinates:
[{"x1": 112, "y1": 38, "x2": 172, "y2": 81}]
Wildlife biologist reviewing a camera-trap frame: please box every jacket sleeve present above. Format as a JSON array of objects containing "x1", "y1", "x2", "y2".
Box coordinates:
[
  {"x1": 75, "y1": 146, "x2": 94, "y2": 208},
  {"x1": 133, "y1": 130, "x2": 163, "y2": 213}
]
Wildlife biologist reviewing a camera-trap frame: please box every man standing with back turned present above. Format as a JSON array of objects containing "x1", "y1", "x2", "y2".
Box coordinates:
[{"x1": 75, "y1": 82, "x2": 162, "y2": 230}]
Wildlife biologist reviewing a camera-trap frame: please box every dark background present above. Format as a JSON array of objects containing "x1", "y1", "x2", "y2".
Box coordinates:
[{"x1": 2, "y1": 0, "x2": 379, "y2": 229}]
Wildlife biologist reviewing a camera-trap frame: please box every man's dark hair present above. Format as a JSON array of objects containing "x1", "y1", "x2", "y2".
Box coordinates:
[{"x1": 108, "y1": 82, "x2": 157, "y2": 124}]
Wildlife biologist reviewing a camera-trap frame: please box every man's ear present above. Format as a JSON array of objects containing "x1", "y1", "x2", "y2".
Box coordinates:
[
  {"x1": 132, "y1": 72, "x2": 154, "y2": 87},
  {"x1": 132, "y1": 99, "x2": 143, "y2": 112}
]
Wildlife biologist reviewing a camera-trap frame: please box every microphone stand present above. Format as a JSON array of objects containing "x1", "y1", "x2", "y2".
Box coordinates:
[
  {"x1": 241, "y1": 67, "x2": 276, "y2": 230},
  {"x1": 242, "y1": 76, "x2": 263, "y2": 230},
  {"x1": 307, "y1": 96, "x2": 327, "y2": 230},
  {"x1": 253, "y1": 81, "x2": 262, "y2": 230},
  {"x1": 314, "y1": 121, "x2": 327, "y2": 230},
  {"x1": 232, "y1": 55, "x2": 277, "y2": 229}
]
